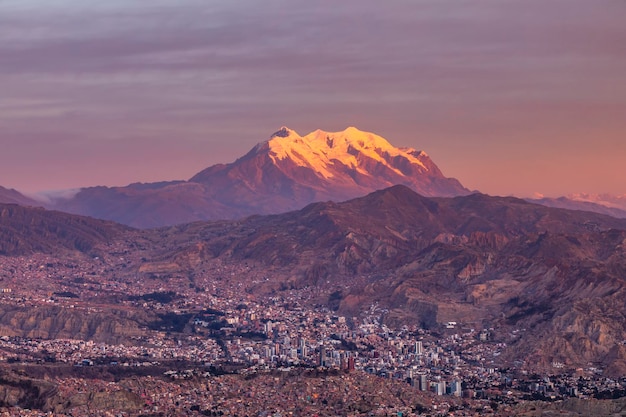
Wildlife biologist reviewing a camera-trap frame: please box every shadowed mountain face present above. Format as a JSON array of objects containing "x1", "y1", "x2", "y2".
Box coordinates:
[
  {"x1": 0, "y1": 187, "x2": 38, "y2": 207},
  {"x1": 48, "y1": 127, "x2": 469, "y2": 228},
  {"x1": 0, "y1": 204, "x2": 129, "y2": 256},
  {"x1": 2, "y1": 186, "x2": 626, "y2": 373},
  {"x1": 192, "y1": 186, "x2": 626, "y2": 274}
]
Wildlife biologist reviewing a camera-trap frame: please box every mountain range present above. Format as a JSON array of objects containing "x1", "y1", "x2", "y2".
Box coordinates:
[
  {"x1": 2, "y1": 186, "x2": 626, "y2": 374},
  {"x1": 182, "y1": 186, "x2": 626, "y2": 372},
  {"x1": 14, "y1": 127, "x2": 467, "y2": 228},
  {"x1": 567, "y1": 193, "x2": 626, "y2": 211},
  {"x1": 3, "y1": 127, "x2": 624, "y2": 225},
  {"x1": 530, "y1": 196, "x2": 626, "y2": 219}
]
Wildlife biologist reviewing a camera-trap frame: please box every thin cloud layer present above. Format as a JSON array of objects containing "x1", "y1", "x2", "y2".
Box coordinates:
[{"x1": 1, "y1": 0, "x2": 625, "y2": 195}]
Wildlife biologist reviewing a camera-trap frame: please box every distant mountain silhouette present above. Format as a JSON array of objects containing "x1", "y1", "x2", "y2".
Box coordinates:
[
  {"x1": 0, "y1": 186, "x2": 38, "y2": 207},
  {"x1": 531, "y1": 196, "x2": 626, "y2": 218}
]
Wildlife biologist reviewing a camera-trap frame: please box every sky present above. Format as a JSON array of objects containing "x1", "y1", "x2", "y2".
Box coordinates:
[{"x1": 1, "y1": 0, "x2": 625, "y2": 197}]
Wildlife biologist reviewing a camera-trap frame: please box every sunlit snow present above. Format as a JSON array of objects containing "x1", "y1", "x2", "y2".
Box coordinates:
[{"x1": 262, "y1": 126, "x2": 427, "y2": 179}]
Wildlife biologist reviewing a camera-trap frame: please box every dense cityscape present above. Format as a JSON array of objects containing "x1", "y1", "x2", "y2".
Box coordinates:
[{"x1": 1, "y1": 252, "x2": 625, "y2": 416}]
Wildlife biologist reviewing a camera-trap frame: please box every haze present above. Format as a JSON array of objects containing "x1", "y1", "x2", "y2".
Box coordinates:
[{"x1": 1, "y1": 0, "x2": 625, "y2": 197}]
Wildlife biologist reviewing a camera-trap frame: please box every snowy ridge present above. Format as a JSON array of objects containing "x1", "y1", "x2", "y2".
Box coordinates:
[
  {"x1": 261, "y1": 126, "x2": 428, "y2": 179},
  {"x1": 566, "y1": 193, "x2": 626, "y2": 211}
]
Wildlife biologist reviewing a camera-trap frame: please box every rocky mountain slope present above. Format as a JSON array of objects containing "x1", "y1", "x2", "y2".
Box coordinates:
[
  {"x1": 2, "y1": 187, "x2": 626, "y2": 373},
  {"x1": 161, "y1": 186, "x2": 626, "y2": 373},
  {"x1": 48, "y1": 127, "x2": 469, "y2": 228},
  {"x1": 0, "y1": 203, "x2": 129, "y2": 256}
]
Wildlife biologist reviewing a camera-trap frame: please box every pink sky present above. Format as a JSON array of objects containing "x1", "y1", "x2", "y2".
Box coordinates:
[{"x1": 1, "y1": 0, "x2": 625, "y2": 197}]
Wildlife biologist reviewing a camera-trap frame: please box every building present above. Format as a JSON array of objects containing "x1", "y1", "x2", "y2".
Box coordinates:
[
  {"x1": 418, "y1": 374, "x2": 428, "y2": 391},
  {"x1": 319, "y1": 346, "x2": 326, "y2": 367}
]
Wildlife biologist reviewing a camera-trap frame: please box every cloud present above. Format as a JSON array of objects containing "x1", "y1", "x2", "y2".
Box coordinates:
[{"x1": 27, "y1": 188, "x2": 82, "y2": 204}]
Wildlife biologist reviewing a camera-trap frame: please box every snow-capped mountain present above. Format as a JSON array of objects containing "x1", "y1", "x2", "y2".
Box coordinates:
[
  {"x1": 49, "y1": 126, "x2": 469, "y2": 228},
  {"x1": 257, "y1": 126, "x2": 432, "y2": 181},
  {"x1": 191, "y1": 126, "x2": 468, "y2": 202}
]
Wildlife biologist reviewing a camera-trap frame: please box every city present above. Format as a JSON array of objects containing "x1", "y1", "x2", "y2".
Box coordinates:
[{"x1": 1, "y1": 250, "x2": 625, "y2": 416}]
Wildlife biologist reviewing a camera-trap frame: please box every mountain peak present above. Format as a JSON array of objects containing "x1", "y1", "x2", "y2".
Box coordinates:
[
  {"x1": 271, "y1": 126, "x2": 298, "y2": 138},
  {"x1": 260, "y1": 127, "x2": 431, "y2": 180},
  {"x1": 341, "y1": 126, "x2": 364, "y2": 135}
]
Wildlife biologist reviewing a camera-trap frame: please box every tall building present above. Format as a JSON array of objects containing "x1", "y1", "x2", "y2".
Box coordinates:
[
  {"x1": 418, "y1": 374, "x2": 428, "y2": 391},
  {"x1": 298, "y1": 338, "x2": 307, "y2": 358},
  {"x1": 347, "y1": 356, "x2": 355, "y2": 371},
  {"x1": 432, "y1": 381, "x2": 445, "y2": 396},
  {"x1": 299, "y1": 345, "x2": 307, "y2": 358},
  {"x1": 319, "y1": 346, "x2": 326, "y2": 367},
  {"x1": 415, "y1": 341, "x2": 423, "y2": 355},
  {"x1": 450, "y1": 380, "x2": 462, "y2": 397}
]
